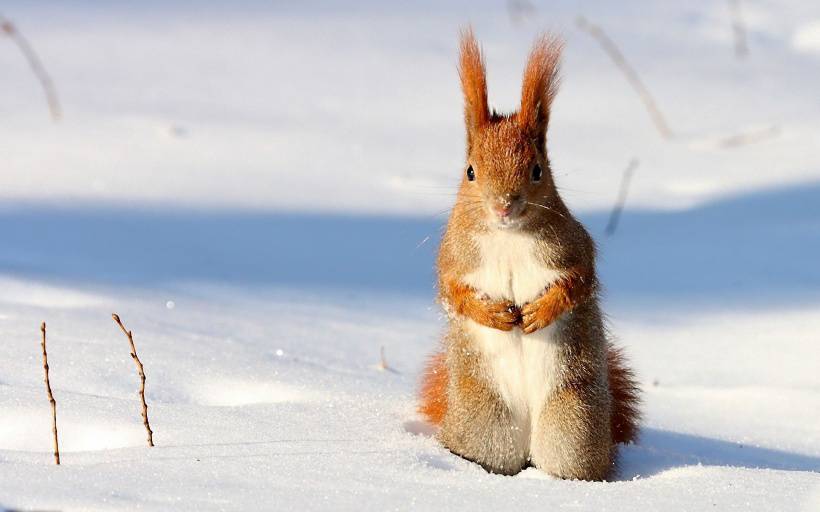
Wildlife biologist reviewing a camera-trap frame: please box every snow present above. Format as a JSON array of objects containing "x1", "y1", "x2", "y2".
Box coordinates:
[{"x1": 1, "y1": 1, "x2": 819, "y2": 510}]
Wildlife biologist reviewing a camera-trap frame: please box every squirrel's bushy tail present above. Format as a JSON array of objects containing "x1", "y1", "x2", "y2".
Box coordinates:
[
  {"x1": 607, "y1": 344, "x2": 641, "y2": 445},
  {"x1": 418, "y1": 345, "x2": 641, "y2": 445},
  {"x1": 418, "y1": 351, "x2": 448, "y2": 425}
]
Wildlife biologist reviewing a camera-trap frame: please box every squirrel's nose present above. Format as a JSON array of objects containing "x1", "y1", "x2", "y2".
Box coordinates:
[{"x1": 494, "y1": 195, "x2": 521, "y2": 218}]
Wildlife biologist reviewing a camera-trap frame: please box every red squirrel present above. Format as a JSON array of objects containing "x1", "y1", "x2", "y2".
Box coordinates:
[{"x1": 418, "y1": 29, "x2": 640, "y2": 480}]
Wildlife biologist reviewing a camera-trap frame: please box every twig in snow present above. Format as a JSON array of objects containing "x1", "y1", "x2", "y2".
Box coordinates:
[
  {"x1": 40, "y1": 322, "x2": 60, "y2": 465},
  {"x1": 375, "y1": 346, "x2": 398, "y2": 374},
  {"x1": 112, "y1": 313, "x2": 154, "y2": 447},
  {"x1": 377, "y1": 346, "x2": 388, "y2": 371},
  {"x1": 728, "y1": 0, "x2": 749, "y2": 59},
  {"x1": 0, "y1": 14, "x2": 61, "y2": 121},
  {"x1": 576, "y1": 16, "x2": 673, "y2": 139},
  {"x1": 605, "y1": 158, "x2": 639, "y2": 236}
]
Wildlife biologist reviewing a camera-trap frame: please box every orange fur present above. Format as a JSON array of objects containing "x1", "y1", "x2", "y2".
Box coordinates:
[
  {"x1": 459, "y1": 28, "x2": 489, "y2": 137},
  {"x1": 521, "y1": 268, "x2": 595, "y2": 334},
  {"x1": 518, "y1": 35, "x2": 563, "y2": 137},
  {"x1": 418, "y1": 351, "x2": 448, "y2": 425},
  {"x1": 444, "y1": 280, "x2": 520, "y2": 331},
  {"x1": 520, "y1": 284, "x2": 571, "y2": 334},
  {"x1": 607, "y1": 345, "x2": 641, "y2": 445}
]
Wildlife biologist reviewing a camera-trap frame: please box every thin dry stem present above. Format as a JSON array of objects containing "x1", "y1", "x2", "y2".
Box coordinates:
[
  {"x1": 376, "y1": 346, "x2": 398, "y2": 374},
  {"x1": 378, "y1": 346, "x2": 388, "y2": 371},
  {"x1": 605, "y1": 158, "x2": 639, "y2": 236},
  {"x1": 0, "y1": 14, "x2": 61, "y2": 121},
  {"x1": 717, "y1": 125, "x2": 779, "y2": 149},
  {"x1": 577, "y1": 16, "x2": 673, "y2": 139},
  {"x1": 40, "y1": 322, "x2": 60, "y2": 465},
  {"x1": 728, "y1": 0, "x2": 749, "y2": 59},
  {"x1": 112, "y1": 313, "x2": 154, "y2": 447},
  {"x1": 506, "y1": 0, "x2": 536, "y2": 26}
]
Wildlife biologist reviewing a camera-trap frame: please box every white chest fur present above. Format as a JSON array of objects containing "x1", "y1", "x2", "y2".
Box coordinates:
[{"x1": 463, "y1": 230, "x2": 564, "y2": 434}]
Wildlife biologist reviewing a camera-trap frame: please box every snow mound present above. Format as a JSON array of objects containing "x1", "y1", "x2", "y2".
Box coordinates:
[{"x1": 0, "y1": 407, "x2": 144, "y2": 452}]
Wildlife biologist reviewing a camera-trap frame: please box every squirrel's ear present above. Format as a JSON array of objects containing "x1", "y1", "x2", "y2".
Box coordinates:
[
  {"x1": 458, "y1": 28, "x2": 489, "y2": 145},
  {"x1": 519, "y1": 34, "x2": 563, "y2": 144}
]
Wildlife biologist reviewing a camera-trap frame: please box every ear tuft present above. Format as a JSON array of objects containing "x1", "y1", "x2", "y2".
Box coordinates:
[
  {"x1": 458, "y1": 27, "x2": 489, "y2": 137},
  {"x1": 519, "y1": 34, "x2": 563, "y2": 140}
]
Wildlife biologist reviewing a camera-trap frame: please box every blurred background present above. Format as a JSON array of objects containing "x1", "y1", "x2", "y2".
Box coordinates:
[
  {"x1": 0, "y1": 0, "x2": 818, "y2": 305},
  {"x1": 1, "y1": 2, "x2": 819, "y2": 509}
]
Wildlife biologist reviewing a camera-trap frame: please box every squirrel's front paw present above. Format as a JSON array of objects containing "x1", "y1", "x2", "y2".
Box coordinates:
[
  {"x1": 471, "y1": 298, "x2": 521, "y2": 331},
  {"x1": 521, "y1": 290, "x2": 566, "y2": 334}
]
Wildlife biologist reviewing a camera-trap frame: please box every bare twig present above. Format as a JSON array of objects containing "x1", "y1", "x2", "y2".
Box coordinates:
[
  {"x1": 605, "y1": 158, "x2": 639, "y2": 236},
  {"x1": 377, "y1": 346, "x2": 388, "y2": 371},
  {"x1": 507, "y1": 0, "x2": 536, "y2": 26},
  {"x1": 0, "y1": 14, "x2": 61, "y2": 121},
  {"x1": 375, "y1": 346, "x2": 398, "y2": 374},
  {"x1": 112, "y1": 313, "x2": 154, "y2": 447},
  {"x1": 715, "y1": 125, "x2": 779, "y2": 149},
  {"x1": 728, "y1": 0, "x2": 749, "y2": 59},
  {"x1": 40, "y1": 322, "x2": 60, "y2": 465},
  {"x1": 689, "y1": 124, "x2": 780, "y2": 150},
  {"x1": 577, "y1": 16, "x2": 673, "y2": 139}
]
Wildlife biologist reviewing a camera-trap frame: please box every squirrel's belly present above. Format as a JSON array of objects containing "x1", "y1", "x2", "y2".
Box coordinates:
[
  {"x1": 466, "y1": 320, "x2": 563, "y2": 436},
  {"x1": 463, "y1": 229, "x2": 565, "y2": 438}
]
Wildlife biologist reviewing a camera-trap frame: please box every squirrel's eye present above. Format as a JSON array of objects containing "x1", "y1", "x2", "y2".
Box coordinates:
[
  {"x1": 466, "y1": 165, "x2": 476, "y2": 181},
  {"x1": 531, "y1": 164, "x2": 543, "y2": 182}
]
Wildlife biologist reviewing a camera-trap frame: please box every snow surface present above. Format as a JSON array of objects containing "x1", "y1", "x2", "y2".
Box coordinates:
[{"x1": 1, "y1": 1, "x2": 819, "y2": 510}]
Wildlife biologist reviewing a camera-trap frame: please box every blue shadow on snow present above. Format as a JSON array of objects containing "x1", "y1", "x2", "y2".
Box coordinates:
[{"x1": 0, "y1": 181, "x2": 818, "y2": 305}]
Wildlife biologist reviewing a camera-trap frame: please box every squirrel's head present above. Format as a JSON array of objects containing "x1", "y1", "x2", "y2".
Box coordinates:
[{"x1": 457, "y1": 29, "x2": 564, "y2": 230}]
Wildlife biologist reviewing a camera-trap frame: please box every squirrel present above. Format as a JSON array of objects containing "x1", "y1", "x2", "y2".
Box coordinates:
[{"x1": 418, "y1": 29, "x2": 641, "y2": 480}]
